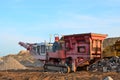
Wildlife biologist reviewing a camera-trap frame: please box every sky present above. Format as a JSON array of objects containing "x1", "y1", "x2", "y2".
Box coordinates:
[{"x1": 0, "y1": 0, "x2": 120, "y2": 56}]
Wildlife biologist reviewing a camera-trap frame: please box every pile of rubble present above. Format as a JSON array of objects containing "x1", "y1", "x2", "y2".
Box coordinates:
[
  {"x1": 15, "y1": 50, "x2": 43, "y2": 67},
  {"x1": 0, "y1": 56, "x2": 26, "y2": 70},
  {"x1": 5, "y1": 50, "x2": 43, "y2": 67},
  {"x1": 88, "y1": 56, "x2": 120, "y2": 72}
]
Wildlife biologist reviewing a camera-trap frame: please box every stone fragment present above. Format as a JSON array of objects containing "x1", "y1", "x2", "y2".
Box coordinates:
[
  {"x1": 103, "y1": 76, "x2": 113, "y2": 80},
  {"x1": 88, "y1": 56, "x2": 120, "y2": 72}
]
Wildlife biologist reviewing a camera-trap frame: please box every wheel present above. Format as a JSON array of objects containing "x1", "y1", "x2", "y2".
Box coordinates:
[
  {"x1": 66, "y1": 66, "x2": 71, "y2": 73},
  {"x1": 61, "y1": 66, "x2": 71, "y2": 73}
]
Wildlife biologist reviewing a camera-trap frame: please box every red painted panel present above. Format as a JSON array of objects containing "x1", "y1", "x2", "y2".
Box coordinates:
[{"x1": 48, "y1": 50, "x2": 66, "y2": 59}]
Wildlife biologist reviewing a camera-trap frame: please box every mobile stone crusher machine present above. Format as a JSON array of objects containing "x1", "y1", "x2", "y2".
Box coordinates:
[{"x1": 19, "y1": 33, "x2": 107, "y2": 73}]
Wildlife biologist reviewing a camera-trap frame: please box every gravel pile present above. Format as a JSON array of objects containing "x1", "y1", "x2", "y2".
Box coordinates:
[
  {"x1": 88, "y1": 56, "x2": 120, "y2": 72},
  {"x1": 20, "y1": 60, "x2": 43, "y2": 67},
  {"x1": 0, "y1": 56, "x2": 26, "y2": 70},
  {"x1": 17, "y1": 50, "x2": 43, "y2": 67}
]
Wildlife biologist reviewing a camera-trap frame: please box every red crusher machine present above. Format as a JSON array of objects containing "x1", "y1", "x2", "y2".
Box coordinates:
[{"x1": 19, "y1": 33, "x2": 107, "y2": 73}]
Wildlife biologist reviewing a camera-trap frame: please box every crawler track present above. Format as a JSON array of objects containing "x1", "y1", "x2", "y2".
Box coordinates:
[{"x1": 44, "y1": 63, "x2": 70, "y2": 73}]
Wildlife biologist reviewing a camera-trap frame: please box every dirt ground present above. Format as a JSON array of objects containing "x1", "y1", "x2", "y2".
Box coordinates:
[{"x1": 0, "y1": 70, "x2": 120, "y2": 80}]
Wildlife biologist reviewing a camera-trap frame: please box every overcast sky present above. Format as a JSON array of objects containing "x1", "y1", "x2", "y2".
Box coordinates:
[{"x1": 0, "y1": 0, "x2": 120, "y2": 56}]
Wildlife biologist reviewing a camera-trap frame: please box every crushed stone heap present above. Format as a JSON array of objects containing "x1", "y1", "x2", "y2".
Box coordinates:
[
  {"x1": 17, "y1": 50, "x2": 43, "y2": 67},
  {"x1": 88, "y1": 56, "x2": 120, "y2": 72},
  {"x1": 0, "y1": 56, "x2": 26, "y2": 70}
]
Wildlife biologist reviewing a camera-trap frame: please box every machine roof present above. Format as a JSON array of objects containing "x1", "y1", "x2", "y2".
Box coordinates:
[{"x1": 63, "y1": 33, "x2": 108, "y2": 37}]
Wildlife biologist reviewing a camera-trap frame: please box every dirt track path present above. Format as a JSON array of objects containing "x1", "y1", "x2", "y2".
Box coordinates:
[{"x1": 0, "y1": 71, "x2": 120, "y2": 80}]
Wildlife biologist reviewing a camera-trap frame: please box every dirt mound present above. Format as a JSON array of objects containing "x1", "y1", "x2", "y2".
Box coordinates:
[
  {"x1": 4, "y1": 50, "x2": 43, "y2": 67},
  {"x1": 0, "y1": 56, "x2": 26, "y2": 70},
  {"x1": 20, "y1": 60, "x2": 43, "y2": 67},
  {"x1": 18, "y1": 50, "x2": 30, "y2": 55},
  {"x1": 17, "y1": 50, "x2": 43, "y2": 67}
]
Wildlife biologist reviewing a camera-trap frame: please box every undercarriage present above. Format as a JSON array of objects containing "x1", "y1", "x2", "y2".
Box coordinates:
[{"x1": 43, "y1": 63, "x2": 70, "y2": 73}]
